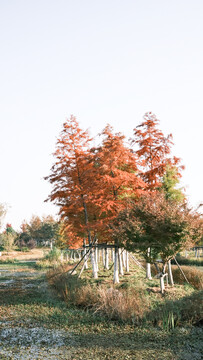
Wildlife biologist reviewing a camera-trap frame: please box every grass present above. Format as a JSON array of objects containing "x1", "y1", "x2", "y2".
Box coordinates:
[
  {"x1": 47, "y1": 261, "x2": 203, "y2": 327},
  {"x1": 0, "y1": 256, "x2": 202, "y2": 359}
]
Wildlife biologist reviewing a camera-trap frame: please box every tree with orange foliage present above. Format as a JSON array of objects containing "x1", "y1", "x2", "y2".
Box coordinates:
[
  {"x1": 45, "y1": 116, "x2": 100, "y2": 277},
  {"x1": 132, "y1": 112, "x2": 184, "y2": 190},
  {"x1": 91, "y1": 124, "x2": 145, "y2": 236},
  {"x1": 132, "y1": 112, "x2": 184, "y2": 278},
  {"x1": 90, "y1": 125, "x2": 146, "y2": 282},
  {"x1": 45, "y1": 116, "x2": 94, "y2": 246}
]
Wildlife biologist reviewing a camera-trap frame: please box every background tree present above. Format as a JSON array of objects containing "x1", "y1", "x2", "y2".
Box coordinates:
[
  {"x1": 0, "y1": 204, "x2": 6, "y2": 230},
  {"x1": 1, "y1": 224, "x2": 16, "y2": 253}
]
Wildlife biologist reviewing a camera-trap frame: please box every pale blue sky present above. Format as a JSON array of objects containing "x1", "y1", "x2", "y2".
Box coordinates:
[{"x1": 0, "y1": 0, "x2": 202, "y2": 230}]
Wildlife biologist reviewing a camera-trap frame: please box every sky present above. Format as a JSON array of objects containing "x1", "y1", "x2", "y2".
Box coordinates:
[{"x1": 0, "y1": 0, "x2": 202, "y2": 230}]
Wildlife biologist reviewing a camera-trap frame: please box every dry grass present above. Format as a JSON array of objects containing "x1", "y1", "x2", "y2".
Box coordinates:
[
  {"x1": 0, "y1": 248, "x2": 48, "y2": 262},
  {"x1": 47, "y1": 268, "x2": 153, "y2": 324},
  {"x1": 172, "y1": 265, "x2": 203, "y2": 290}
]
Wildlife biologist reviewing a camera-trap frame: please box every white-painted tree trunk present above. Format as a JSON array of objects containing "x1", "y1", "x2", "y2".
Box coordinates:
[
  {"x1": 102, "y1": 248, "x2": 105, "y2": 267},
  {"x1": 146, "y1": 248, "x2": 152, "y2": 279},
  {"x1": 50, "y1": 240, "x2": 53, "y2": 250},
  {"x1": 73, "y1": 251, "x2": 76, "y2": 262},
  {"x1": 113, "y1": 247, "x2": 119, "y2": 284},
  {"x1": 125, "y1": 251, "x2": 129, "y2": 272},
  {"x1": 168, "y1": 260, "x2": 174, "y2": 286},
  {"x1": 118, "y1": 248, "x2": 124, "y2": 275},
  {"x1": 104, "y1": 247, "x2": 109, "y2": 270},
  {"x1": 98, "y1": 248, "x2": 101, "y2": 263},
  {"x1": 160, "y1": 275, "x2": 165, "y2": 294},
  {"x1": 91, "y1": 250, "x2": 98, "y2": 279},
  {"x1": 122, "y1": 249, "x2": 126, "y2": 268},
  {"x1": 111, "y1": 248, "x2": 115, "y2": 262},
  {"x1": 84, "y1": 247, "x2": 88, "y2": 270},
  {"x1": 95, "y1": 246, "x2": 99, "y2": 272}
]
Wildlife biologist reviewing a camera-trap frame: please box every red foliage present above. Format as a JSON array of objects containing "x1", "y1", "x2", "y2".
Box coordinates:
[{"x1": 132, "y1": 112, "x2": 184, "y2": 190}]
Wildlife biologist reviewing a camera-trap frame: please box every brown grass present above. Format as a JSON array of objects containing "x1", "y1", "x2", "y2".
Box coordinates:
[
  {"x1": 0, "y1": 248, "x2": 49, "y2": 261},
  {"x1": 172, "y1": 265, "x2": 203, "y2": 290},
  {"x1": 47, "y1": 267, "x2": 150, "y2": 323}
]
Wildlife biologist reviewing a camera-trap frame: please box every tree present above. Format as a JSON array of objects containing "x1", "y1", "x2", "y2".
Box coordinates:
[
  {"x1": 112, "y1": 192, "x2": 203, "y2": 290},
  {"x1": 45, "y1": 116, "x2": 100, "y2": 277},
  {"x1": 132, "y1": 112, "x2": 184, "y2": 278},
  {"x1": 1, "y1": 224, "x2": 16, "y2": 253},
  {"x1": 91, "y1": 124, "x2": 145, "y2": 238},
  {"x1": 0, "y1": 204, "x2": 6, "y2": 230},
  {"x1": 90, "y1": 125, "x2": 145, "y2": 283},
  {"x1": 45, "y1": 116, "x2": 94, "y2": 245},
  {"x1": 161, "y1": 165, "x2": 185, "y2": 202},
  {"x1": 132, "y1": 112, "x2": 183, "y2": 190}
]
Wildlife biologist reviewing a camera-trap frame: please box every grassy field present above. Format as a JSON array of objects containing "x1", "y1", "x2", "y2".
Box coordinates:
[{"x1": 0, "y1": 251, "x2": 202, "y2": 359}]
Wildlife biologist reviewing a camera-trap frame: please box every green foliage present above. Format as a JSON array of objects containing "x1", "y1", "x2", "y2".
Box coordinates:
[
  {"x1": 1, "y1": 232, "x2": 16, "y2": 253},
  {"x1": 45, "y1": 247, "x2": 62, "y2": 262},
  {"x1": 112, "y1": 193, "x2": 203, "y2": 265},
  {"x1": 0, "y1": 203, "x2": 6, "y2": 230},
  {"x1": 161, "y1": 165, "x2": 185, "y2": 202}
]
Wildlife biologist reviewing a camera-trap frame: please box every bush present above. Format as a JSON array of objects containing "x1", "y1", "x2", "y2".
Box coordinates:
[
  {"x1": 27, "y1": 239, "x2": 37, "y2": 249},
  {"x1": 45, "y1": 247, "x2": 61, "y2": 262}
]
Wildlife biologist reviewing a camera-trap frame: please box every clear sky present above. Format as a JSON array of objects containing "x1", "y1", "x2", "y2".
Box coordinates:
[{"x1": 0, "y1": 0, "x2": 202, "y2": 230}]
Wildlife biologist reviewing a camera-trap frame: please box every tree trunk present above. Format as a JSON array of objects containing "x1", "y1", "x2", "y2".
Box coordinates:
[
  {"x1": 83, "y1": 242, "x2": 88, "y2": 270},
  {"x1": 125, "y1": 251, "x2": 129, "y2": 272},
  {"x1": 60, "y1": 252, "x2": 64, "y2": 262},
  {"x1": 102, "y1": 248, "x2": 105, "y2": 267},
  {"x1": 122, "y1": 249, "x2": 126, "y2": 268},
  {"x1": 118, "y1": 248, "x2": 124, "y2": 275},
  {"x1": 91, "y1": 249, "x2": 98, "y2": 279},
  {"x1": 95, "y1": 244, "x2": 98, "y2": 272},
  {"x1": 113, "y1": 246, "x2": 119, "y2": 284},
  {"x1": 104, "y1": 247, "x2": 109, "y2": 270},
  {"x1": 168, "y1": 260, "x2": 174, "y2": 286},
  {"x1": 111, "y1": 248, "x2": 115, "y2": 262},
  {"x1": 160, "y1": 275, "x2": 165, "y2": 294},
  {"x1": 146, "y1": 248, "x2": 152, "y2": 279}
]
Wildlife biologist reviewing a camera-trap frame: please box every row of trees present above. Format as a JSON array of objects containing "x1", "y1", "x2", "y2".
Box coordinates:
[
  {"x1": 45, "y1": 112, "x2": 203, "y2": 280},
  {"x1": 0, "y1": 216, "x2": 61, "y2": 252}
]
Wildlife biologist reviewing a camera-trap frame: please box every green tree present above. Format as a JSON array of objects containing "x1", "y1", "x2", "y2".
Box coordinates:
[
  {"x1": 161, "y1": 165, "x2": 185, "y2": 202},
  {"x1": 112, "y1": 192, "x2": 203, "y2": 268}
]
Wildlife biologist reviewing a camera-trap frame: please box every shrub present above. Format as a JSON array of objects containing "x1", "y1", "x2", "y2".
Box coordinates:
[
  {"x1": 45, "y1": 247, "x2": 61, "y2": 262},
  {"x1": 27, "y1": 239, "x2": 37, "y2": 249}
]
